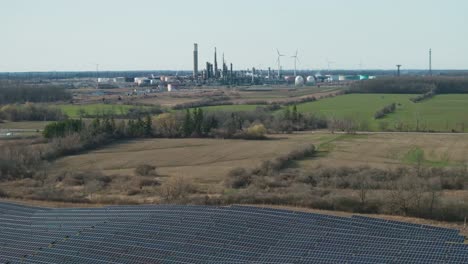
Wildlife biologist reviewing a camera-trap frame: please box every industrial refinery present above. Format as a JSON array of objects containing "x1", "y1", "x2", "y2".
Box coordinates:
[{"x1": 98, "y1": 43, "x2": 374, "y2": 92}]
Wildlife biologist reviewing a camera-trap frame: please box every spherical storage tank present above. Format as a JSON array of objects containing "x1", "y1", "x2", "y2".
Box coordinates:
[
  {"x1": 295, "y1": 76, "x2": 305, "y2": 86},
  {"x1": 306, "y1": 76, "x2": 316, "y2": 85}
]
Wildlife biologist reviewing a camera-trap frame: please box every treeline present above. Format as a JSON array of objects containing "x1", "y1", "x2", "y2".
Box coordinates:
[
  {"x1": 0, "y1": 81, "x2": 71, "y2": 104},
  {"x1": 0, "y1": 103, "x2": 67, "y2": 121},
  {"x1": 76, "y1": 105, "x2": 164, "y2": 119},
  {"x1": 349, "y1": 76, "x2": 468, "y2": 94},
  {"x1": 374, "y1": 103, "x2": 396, "y2": 119},
  {"x1": 39, "y1": 105, "x2": 327, "y2": 161},
  {"x1": 226, "y1": 145, "x2": 317, "y2": 188},
  {"x1": 172, "y1": 94, "x2": 330, "y2": 111}
]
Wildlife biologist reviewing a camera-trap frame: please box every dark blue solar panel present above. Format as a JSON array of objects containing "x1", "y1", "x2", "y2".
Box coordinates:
[{"x1": 0, "y1": 202, "x2": 466, "y2": 264}]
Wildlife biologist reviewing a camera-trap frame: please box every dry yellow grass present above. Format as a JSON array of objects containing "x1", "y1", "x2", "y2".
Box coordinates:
[
  {"x1": 49, "y1": 133, "x2": 468, "y2": 194},
  {"x1": 50, "y1": 137, "x2": 315, "y2": 192}
]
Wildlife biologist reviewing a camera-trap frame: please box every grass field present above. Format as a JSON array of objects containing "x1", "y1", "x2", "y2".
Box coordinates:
[
  {"x1": 0, "y1": 121, "x2": 50, "y2": 130},
  {"x1": 49, "y1": 137, "x2": 308, "y2": 192},
  {"x1": 49, "y1": 133, "x2": 468, "y2": 193},
  {"x1": 297, "y1": 132, "x2": 468, "y2": 169},
  {"x1": 294, "y1": 94, "x2": 468, "y2": 132},
  {"x1": 200, "y1": 104, "x2": 262, "y2": 112},
  {"x1": 55, "y1": 104, "x2": 138, "y2": 118}
]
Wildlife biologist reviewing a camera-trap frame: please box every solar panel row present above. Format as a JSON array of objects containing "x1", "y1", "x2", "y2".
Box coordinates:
[{"x1": 0, "y1": 202, "x2": 466, "y2": 264}]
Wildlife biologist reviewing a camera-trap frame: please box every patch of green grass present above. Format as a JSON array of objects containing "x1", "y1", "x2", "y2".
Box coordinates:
[
  {"x1": 56, "y1": 104, "x2": 138, "y2": 118},
  {"x1": 403, "y1": 147, "x2": 452, "y2": 167},
  {"x1": 294, "y1": 94, "x2": 468, "y2": 132},
  {"x1": 316, "y1": 134, "x2": 366, "y2": 156},
  {"x1": 200, "y1": 105, "x2": 262, "y2": 112}
]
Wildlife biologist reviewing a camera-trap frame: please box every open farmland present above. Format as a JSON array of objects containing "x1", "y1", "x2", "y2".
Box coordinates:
[
  {"x1": 2, "y1": 132, "x2": 467, "y2": 223},
  {"x1": 47, "y1": 133, "x2": 468, "y2": 191},
  {"x1": 294, "y1": 94, "x2": 468, "y2": 132},
  {"x1": 297, "y1": 132, "x2": 468, "y2": 169},
  {"x1": 200, "y1": 104, "x2": 262, "y2": 112},
  {"x1": 0, "y1": 121, "x2": 50, "y2": 130},
  {"x1": 48, "y1": 137, "x2": 309, "y2": 192}
]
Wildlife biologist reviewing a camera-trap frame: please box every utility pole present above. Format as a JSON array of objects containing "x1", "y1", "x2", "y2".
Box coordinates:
[{"x1": 96, "y1": 64, "x2": 99, "y2": 89}]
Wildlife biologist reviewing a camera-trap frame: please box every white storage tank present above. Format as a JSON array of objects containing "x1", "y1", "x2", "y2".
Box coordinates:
[
  {"x1": 295, "y1": 76, "x2": 305, "y2": 86},
  {"x1": 306, "y1": 76, "x2": 316, "y2": 85},
  {"x1": 167, "y1": 83, "x2": 178, "y2": 92}
]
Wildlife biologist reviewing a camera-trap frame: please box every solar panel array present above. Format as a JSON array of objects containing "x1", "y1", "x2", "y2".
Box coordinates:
[{"x1": 0, "y1": 202, "x2": 467, "y2": 263}]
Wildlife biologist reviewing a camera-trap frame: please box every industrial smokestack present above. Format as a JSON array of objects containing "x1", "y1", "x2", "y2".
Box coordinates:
[
  {"x1": 214, "y1": 47, "x2": 218, "y2": 79},
  {"x1": 193, "y1": 43, "x2": 198, "y2": 79}
]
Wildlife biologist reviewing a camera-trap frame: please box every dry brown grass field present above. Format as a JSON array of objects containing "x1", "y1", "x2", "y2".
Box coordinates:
[
  {"x1": 48, "y1": 132, "x2": 468, "y2": 192},
  {"x1": 0, "y1": 121, "x2": 50, "y2": 130},
  {"x1": 49, "y1": 137, "x2": 306, "y2": 193}
]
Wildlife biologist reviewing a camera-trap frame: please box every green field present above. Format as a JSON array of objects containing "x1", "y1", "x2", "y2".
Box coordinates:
[
  {"x1": 56, "y1": 104, "x2": 138, "y2": 118},
  {"x1": 294, "y1": 94, "x2": 468, "y2": 132},
  {"x1": 200, "y1": 104, "x2": 261, "y2": 112}
]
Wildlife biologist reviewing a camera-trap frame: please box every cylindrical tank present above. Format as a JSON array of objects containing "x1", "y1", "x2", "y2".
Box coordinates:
[
  {"x1": 295, "y1": 76, "x2": 305, "y2": 86},
  {"x1": 284, "y1": 76, "x2": 295, "y2": 83}
]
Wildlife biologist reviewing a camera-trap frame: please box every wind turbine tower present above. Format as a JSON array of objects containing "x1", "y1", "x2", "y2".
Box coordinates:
[
  {"x1": 429, "y1": 48, "x2": 432, "y2": 76},
  {"x1": 326, "y1": 59, "x2": 335, "y2": 73},
  {"x1": 291, "y1": 50, "x2": 300, "y2": 76},
  {"x1": 276, "y1": 49, "x2": 285, "y2": 78}
]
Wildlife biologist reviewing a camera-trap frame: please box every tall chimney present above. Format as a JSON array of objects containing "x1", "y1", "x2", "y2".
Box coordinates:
[
  {"x1": 214, "y1": 47, "x2": 218, "y2": 79},
  {"x1": 193, "y1": 43, "x2": 198, "y2": 79}
]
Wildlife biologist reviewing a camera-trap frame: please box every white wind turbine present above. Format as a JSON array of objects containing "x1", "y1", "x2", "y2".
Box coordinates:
[
  {"x1": 276, "y1": 49, "x2": 285, "y2": 78},
  {"x1": 291, "y1": 49, "x2": 300, "y2": 76}
]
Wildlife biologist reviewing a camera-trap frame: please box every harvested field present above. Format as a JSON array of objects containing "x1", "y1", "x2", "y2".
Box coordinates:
[
  {"x1": 49, "y1": 133, "x2": 468, "y2": 190},
  {"x1": 49, "y1": 137, "x2": 310, "y2": 192}
]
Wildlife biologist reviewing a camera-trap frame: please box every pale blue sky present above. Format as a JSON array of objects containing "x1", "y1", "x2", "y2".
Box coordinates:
[{"x1": 1, "y1": 0, "x2": 467, "y2": 72}]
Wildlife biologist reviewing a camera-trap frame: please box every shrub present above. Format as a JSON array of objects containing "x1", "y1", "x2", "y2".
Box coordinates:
[
  {"x1": 0, "y1": 188, "x2": 8, "y2": 198},
  {"x1": 43, "y1": 119, "x2": 84, "y2": 139},
  {"x1": 135, "y1": 164, "x2": 157, "y2": 176},
  {"x1": 410, "y1": 88, "x2": 436, "y2": 103},
  {"x1": 242, "y1": 124, "x2": 267, "y2": 139},
  {"x1": 159, "y1": 176, "x2": 196, "y2": 201},
  {"x1": 139, "y1": 178, "x2": 160, "y2": 188},
  {"x1": 127, "y1": 189, "x2": 141, "y2": 196},
  {"x1": 225, "y1": 167, "x2": 252, "y2": 189},
  {"x1": 374, "y1": 103, "x2": 396, "y2": 119}
]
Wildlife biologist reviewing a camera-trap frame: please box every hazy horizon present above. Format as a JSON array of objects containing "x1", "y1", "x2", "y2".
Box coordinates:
[{"x1": 2, "y1": 0, "x2": 467, "y2": 72}]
